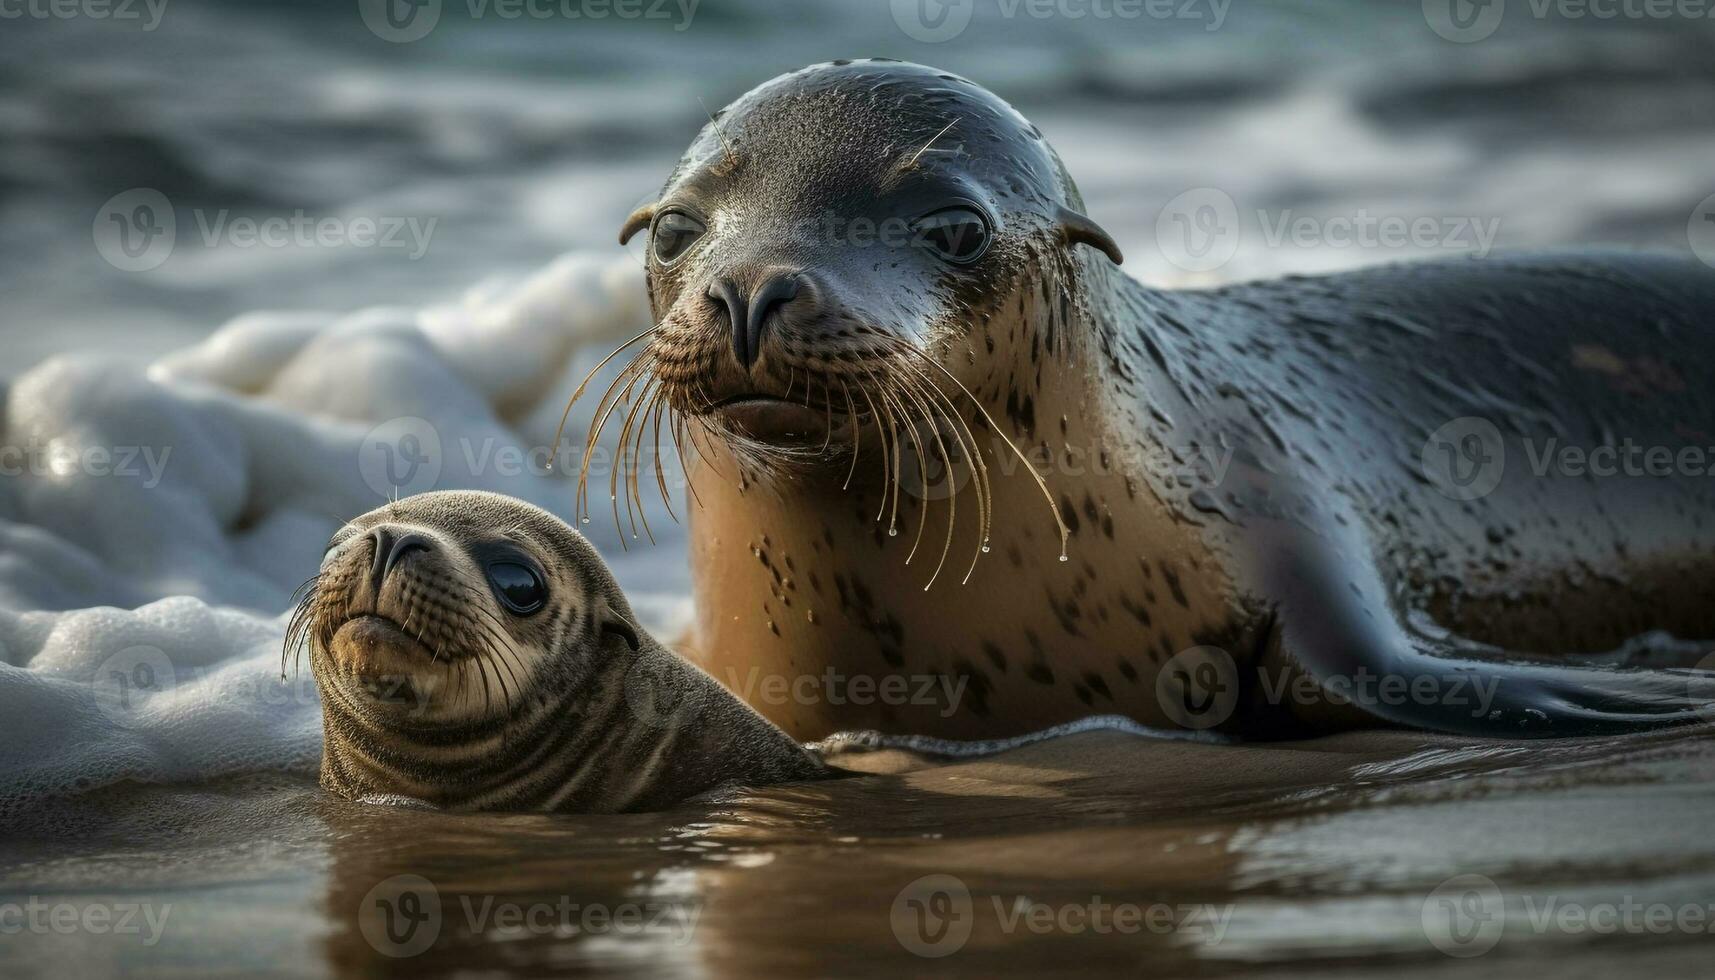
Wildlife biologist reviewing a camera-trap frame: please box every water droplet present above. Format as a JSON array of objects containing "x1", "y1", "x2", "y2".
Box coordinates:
[
  {"x1": 981, "y1": 545, "x2": 991, "y2": 553},
  {"x1": 1058, "y1": 554, "x2": 1069, "y2": 562},
  {"x1": 580, "y1": 517, "x2": 591, "y2": 524},
  {"x1": 888, "y1": 527, "x2": 898, "y2": 537}
]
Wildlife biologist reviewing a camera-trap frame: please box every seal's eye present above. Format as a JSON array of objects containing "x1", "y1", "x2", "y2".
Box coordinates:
[
  {"x1": 652, "y1": 210, "x2": 706, "y2": 266},
  {"x1": 914, "y1": 207, "x2": 991, "y2": 264},
  {"x1": 487, "y1": 562, "x2": 547, "y2": 616}
]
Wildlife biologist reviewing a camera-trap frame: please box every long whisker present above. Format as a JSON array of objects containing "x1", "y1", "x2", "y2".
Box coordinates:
[
  {"x1": 893, "y1": 376, "x2": 959, "y2": 588},
  {"x1": 612, "y1": 376, "x2": 659, "y2": 544},
  {"x1": 839, "y1": 380, "x2": 863, "y2": 491},
  {"x1": 580, "y1": 351, "x2": 656, "y2": 535},
  {"x1": 883, "y1": 382, "x2": 934, "y2": 567},
  {"x1": 898, "y1": 340, "x2": 1069, "y2": 562},
  {"x1": 649, "y1": 393, "x2": 679, "y2": 524},
  {"x1": 552, "y1": 326, "x2": 657, "y2": 476},
  {"x1": 855, "y1": 383, "x2": 893, "y2": 525},
  {"x1": 889, "y1": 345, "x2": 995, "y2": 583}
]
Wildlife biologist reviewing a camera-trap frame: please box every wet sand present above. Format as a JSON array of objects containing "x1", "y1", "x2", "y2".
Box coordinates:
[{"x1": 4, "y1": 724, "x2": 1713, "y2": 977}]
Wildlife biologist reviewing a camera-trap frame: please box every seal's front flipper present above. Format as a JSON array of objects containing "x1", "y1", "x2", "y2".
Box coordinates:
[{"x1": 1250, "y1": 524, "x2": 1715, "y2": 737}]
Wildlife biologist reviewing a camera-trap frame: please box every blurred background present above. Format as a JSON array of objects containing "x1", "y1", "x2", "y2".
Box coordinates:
[{"x1": 5, "y1": 0, "x2": 1715, "y2": 371}]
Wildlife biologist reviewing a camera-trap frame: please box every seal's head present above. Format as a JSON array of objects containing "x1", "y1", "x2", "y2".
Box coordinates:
[
  {"x1": 619, "y1": 59, "x2": 1121, "y2": 447},
  {"x1": 291, "y1": 491, "x2": 826, "y2": 812},
  {"x1": 292, "y1": 490, "x2": 640, "y2": 730}
]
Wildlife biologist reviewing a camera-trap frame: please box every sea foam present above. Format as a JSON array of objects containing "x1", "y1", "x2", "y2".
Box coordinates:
[{"x1": 0, "y1": 251, "x2": 691, "y2": 810}]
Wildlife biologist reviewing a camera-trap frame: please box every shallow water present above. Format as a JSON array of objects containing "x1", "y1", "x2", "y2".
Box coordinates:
[
  {"x1": 5, "y1": 725, "x2": 1715, "y2": 977},
  {"x1": 8, "y1": 2, "x2": 1715, "y2": 977}
]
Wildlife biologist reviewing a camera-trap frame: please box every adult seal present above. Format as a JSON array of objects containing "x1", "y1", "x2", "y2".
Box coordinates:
[
  {"x1": 292, "y1": 491, "x2": 828, "y2": 813},
  {"x1": 592, "y1": 59, "x2": 1715, "y2": 740}
]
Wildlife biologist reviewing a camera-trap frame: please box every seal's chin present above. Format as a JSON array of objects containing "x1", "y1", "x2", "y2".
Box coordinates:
[
  {"x1": 705, "y1": 394, "x2": 833, "y2": 444},
  {"x1": 328, "y1": 614, "x2": 437, "y2": 705}
]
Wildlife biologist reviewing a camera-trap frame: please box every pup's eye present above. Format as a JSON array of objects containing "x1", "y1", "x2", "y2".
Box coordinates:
[
  {"x1": 652, "y1": 211, "x2": 706, "y2": 265},
  {"x1": 914, "y1": 207, "x2": 991, "y2": 264},
  {"x1": 487, "y1": 562, "x2": 547, "y2": 615}
]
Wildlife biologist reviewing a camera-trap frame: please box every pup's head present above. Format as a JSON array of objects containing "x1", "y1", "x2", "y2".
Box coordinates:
[{"x1": 291, "y1": 490, "x2": 640, "y2": 728}]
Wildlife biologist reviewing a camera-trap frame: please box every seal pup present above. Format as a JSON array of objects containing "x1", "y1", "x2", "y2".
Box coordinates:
[
  {"x1": 290, "y1": 490, "x2": 827, "y2": 813},
  {"x1": 585, "y1": 59, "x2": 1715, "y2": 739}
]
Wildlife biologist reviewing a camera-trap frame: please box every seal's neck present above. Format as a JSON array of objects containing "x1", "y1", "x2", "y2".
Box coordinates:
[{"x1": 319, "y1": 648, "x2": 825, "y2": 813}]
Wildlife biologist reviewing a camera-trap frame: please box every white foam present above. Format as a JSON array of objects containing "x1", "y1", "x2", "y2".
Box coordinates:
[{"x1": 0, "y1": 250, "x2": 691, "y2": 808}]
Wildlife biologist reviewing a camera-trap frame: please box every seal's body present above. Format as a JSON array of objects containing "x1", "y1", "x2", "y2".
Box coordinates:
[
  {"x1": 614, "y1": 60, "x2": 1715, "y2": 739},
  {"x1": 297, "y1": 491, "x2": 826, "y2": 813}
]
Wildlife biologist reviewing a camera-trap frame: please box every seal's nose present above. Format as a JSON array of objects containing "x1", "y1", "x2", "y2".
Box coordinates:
[
  {"x1": 369, "y1": 526, "x2": 433, "y2": 591},
  {"x1": 708, "y1": 271, "x2": 802, "y2": 370}
]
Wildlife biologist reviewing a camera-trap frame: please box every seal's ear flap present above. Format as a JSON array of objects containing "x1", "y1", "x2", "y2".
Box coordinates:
[
  {"x1": 619, "y1": 205, "x2": 656, "y2": 247},
  {"x1": 597, "y1": 598, "x2": 641, "y2": 652},
  {"x1": 1055, "y1": 205, "x2": 1124, "y2": 266}
]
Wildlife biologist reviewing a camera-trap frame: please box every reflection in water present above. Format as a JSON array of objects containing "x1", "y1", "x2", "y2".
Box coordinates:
[{"x1": 4, "y1": 726, "x2": 1713, "y2": 976}]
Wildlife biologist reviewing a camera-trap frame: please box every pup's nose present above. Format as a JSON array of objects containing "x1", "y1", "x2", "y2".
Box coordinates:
[
  {"x1": 369, "y1": 526, "x2": 433, "y2": 590},
  {"x1": 707, "y1": 271, "x2": 802, "y2": 370}
]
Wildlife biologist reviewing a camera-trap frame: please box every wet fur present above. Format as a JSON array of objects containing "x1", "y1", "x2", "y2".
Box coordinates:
[
  {"x1": 589, "y1": 60, "x2": 1715, "y2": 740},
  {"x1": 291, "y1": 491, "x2": 826, "y2": 813}
]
